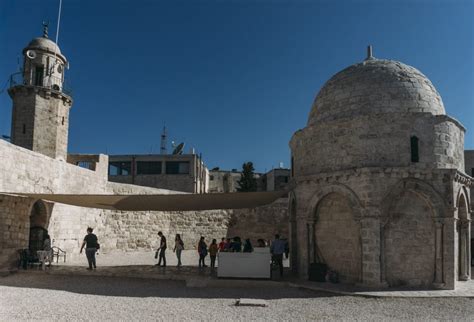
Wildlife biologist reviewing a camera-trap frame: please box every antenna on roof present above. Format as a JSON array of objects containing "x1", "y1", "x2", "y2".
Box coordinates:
[
  {"x1": 160, "y1": 125, "x2": 167, "y2": 154},
  {"x1": 172, "y1": 142, "x2": 185, "y2": 155}
]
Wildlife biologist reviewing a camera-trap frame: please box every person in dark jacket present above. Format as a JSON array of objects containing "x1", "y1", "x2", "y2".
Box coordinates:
[
  {"x1": 243, "y1": 238, "x2": 253, "y2": 253},
  {"x1": 156, "y1": 231, "x2": 167, "y2": 267},
  {"x1": 209, "y1": 239, "x2": 219, "y2": 269},
  {"x1": 231, "y1": 236, "x2": 242, "y2": 252},
  {"x1": 270, "y1": 234, "x2": 286, "y2": 277},
  {"x1": 80, "y1": 227, "x2": 99, "y2": 270},
  {"x1": 198, "y1": 236, "x2": 208, "y2": 267}
]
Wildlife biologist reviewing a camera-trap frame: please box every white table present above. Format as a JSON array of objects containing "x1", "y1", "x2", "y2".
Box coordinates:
[{"x1": 217, "y1": 248, "x2": 271, "y2": 279}]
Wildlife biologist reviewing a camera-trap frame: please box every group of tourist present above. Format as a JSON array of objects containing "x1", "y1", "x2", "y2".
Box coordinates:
[
  {"x1": 154, "y1": 232, "x2": 288, "y2": 275},
  {"x1": 155, "y1": 232, "x2": 257, "y2": 268},
  {"x1": 76, "y1": 228, "x2": 288, "y2": 276}
]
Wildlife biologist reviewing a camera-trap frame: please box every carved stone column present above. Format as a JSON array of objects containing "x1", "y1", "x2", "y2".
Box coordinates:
[
  {"x1": 359, "y1": 207, "x2": 387, "y2": 287},
  {"x1": 459, "y1": 220, "x2": 470, "y2": 281},
  {"x1": 434, "y1": 219, "x2": 444, "y2": 286}
]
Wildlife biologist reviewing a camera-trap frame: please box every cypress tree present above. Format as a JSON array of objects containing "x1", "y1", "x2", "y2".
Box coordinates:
[{"x1": 236, "y1": 162, "x2": 257, "y2": 192}]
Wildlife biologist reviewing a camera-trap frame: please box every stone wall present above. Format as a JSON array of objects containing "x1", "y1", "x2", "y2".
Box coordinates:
[
  {"x1": 291, "y1": 113, "x2": 465, "y2": 177},
  {"x1": 109, "y1": 174, "x2": 196, "y2": 193},
  {"x1": 384, "y1": 191, "x2": 436, "y2": 287},
  {"x1": 465, "y1": 151, "x2": 474, "y2": 177},
  {"x1": 0, "y1": 140, "x2": 288, "y2": 267},
  {"x1": 0, "y1": 196, "x2": 33, "y2": 268},
  {"x1": 291, "y1": 167, "x2": 470, "y2": 289},
  {"x1": 226, "y1": 197, "x2": 289, "y2": 245},
  {"x1": 314, "y1": 192, "x2": 361, "y2": 283},
  {"x1": 465, "y1": 150, "x2": 474, "y2": 211}
]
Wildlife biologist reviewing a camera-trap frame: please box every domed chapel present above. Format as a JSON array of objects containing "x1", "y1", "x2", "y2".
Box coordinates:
[{"x1": 289, "y1": 47, "x2": 472, "y2": 289}]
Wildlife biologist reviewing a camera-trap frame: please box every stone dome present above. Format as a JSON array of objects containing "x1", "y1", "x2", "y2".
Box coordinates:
[
  {"x1": 24, "y1": 37, "x2": 61, "y2": 55},
  {"x1": 307, "y1": 58, "x2": 445, "y2": 126}
]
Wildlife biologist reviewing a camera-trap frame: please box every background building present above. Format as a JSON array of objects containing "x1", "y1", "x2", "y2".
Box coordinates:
[
  {"x1": 107, "y1": 154, "x2": 208, "y2": 193},
  {"x1": 208, "y1": 167, "x2": 290, "y2": 193}
]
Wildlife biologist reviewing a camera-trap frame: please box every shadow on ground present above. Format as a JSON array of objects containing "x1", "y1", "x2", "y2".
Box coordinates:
[{"x1": 0, "y1": 272, "x2": 338, "y2": 299}]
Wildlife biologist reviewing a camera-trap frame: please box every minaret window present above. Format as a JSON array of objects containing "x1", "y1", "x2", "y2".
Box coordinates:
[
  {"x1": 22, "y1": 124, "x2": 26, "y2": 134},
  {"x1": 410, "y1": 136, "x2": 419, "y2": 163},
  {"x1": 291, "y1": 156, "x2": 294, "y2": 177},
  {"x1": 34, "y1": 66, "x2": 44, "y2": 86}
]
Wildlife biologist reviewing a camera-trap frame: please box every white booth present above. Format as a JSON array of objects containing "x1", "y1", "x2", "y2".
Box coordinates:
[{"x1": 217, "y1": 247, "x2": 271, "y2": 279}]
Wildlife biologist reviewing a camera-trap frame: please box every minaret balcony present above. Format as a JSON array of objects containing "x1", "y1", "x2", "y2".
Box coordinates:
[{"x1": 8, "y1": 72, "x2": 73, "y2": 98}]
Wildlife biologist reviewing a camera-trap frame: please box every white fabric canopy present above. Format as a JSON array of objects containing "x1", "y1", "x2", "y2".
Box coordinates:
[{"x1": 3, "y1": 190, "x2": 288, "y2": 211}]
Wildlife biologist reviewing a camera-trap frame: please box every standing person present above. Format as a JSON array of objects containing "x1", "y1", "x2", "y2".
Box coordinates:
[
  {"x1": 209, "y1": 239, "x2": 218, "y2": 269},
  {"x1": 198, "y1": 236, "x2": 208, "y2": 268},
  {"x1": 174, "y1": 234, "x2": 184, "y2": 267},
  {"x1": 43, "y1": 234, "x2": 53, "y2": 268},
  {"x1": 156, "y1": 231, "x2": 167, "y2": 267},
  {"x1": 270, "y1": 234, "x2": 286, "y2": 277},
  {"x1": 243, "y1": 238, "x2": 253, "y2": 253},
  {"x1": 231, "y1": 236, "x2": 242, "y2": 252},
  {"x1": 218, "y1": 237, "x2": 226, "y2": 252},
  {"x1": 223, "y1": 238, "x2": 232, "y2": 251},
  {"x1": 79, "y1": 227, "x2": 99, "y2": 270}
]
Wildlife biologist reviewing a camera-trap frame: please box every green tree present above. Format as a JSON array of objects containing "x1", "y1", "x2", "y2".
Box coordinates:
[{"x1": 237, "y1": 162, "x2": 257, "y2": 192}]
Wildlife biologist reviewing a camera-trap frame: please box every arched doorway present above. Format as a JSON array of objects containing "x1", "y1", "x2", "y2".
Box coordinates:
[
  {"x1": 289, "y1": 197, "x2": 298, "y2": 274},
  {"x1": 457, "y1": 193, "x2": 469, "y2": 281},
  {"x1": 312, "y1": 192, "x2": 361, "y2": 283},
  {"x1": 29, "y1": 200, "x2": 50, "y2": 256},
  {"x1": 384, "y1": 190, "x2": 435, "y2": 287}
]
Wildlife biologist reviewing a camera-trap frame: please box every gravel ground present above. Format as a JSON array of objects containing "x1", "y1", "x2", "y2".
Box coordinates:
[{"x1": 1, "y1": 274, "x2": 474, "y2": 321}]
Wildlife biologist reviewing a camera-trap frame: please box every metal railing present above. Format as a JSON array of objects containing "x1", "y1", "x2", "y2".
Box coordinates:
[{"x1": 9, "y1": 72, "x2": 73, "y2": 97}]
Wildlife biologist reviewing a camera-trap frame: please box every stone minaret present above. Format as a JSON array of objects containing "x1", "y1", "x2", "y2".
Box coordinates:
[{"x1": 8, "y1": 25, "x2": 73, "y2": 160}]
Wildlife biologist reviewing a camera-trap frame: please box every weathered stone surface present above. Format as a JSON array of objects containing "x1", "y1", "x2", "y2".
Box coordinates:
[
  {"x1": 308, "y1": 59, "x2": 445, "y2": 125},
  {"x1": 314, "y1": 192, "x2": 361, "y2": 283},
  {"x1": 290, "y1": 56, "x2": 471, "y2": 290}
]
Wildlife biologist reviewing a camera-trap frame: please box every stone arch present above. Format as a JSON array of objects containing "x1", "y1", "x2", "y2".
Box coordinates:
[
  {"x1": 382, "y1": 179, "x2": 444, "y2": 287},
  {"x1": 309, "y1": 184, "x2": 363, "y2": 222},
  {"x1": 28, "y1": 199, "x2": 53, "y2": 255},
  {"x1": 456, "y1": 188, "x2": 470, "y2": 281},
  {"x1": 309, "y1": 184, "x2": 363, "y2": 283},
  {"x1": 457, "y1": 187, "x2": 470, "y2": 220},
  {"x1": 381, "y1": 179, "x2": 445, "y2": 225},
  {"x1": 288, "y1": 191, "x2": 298, "y2": 273}
]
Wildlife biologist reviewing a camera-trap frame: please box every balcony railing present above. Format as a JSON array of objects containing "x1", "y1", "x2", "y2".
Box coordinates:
[{"x1": 9, "y1": 72, "x2": 73, "y2": 97}]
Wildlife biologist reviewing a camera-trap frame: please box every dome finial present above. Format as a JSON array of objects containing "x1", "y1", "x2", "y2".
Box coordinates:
[
  {"x1": 42, "y1": 20, "x2": 49, "y2": 38},
  {"x1": 366, "y1": 45, "x2": 374, "y2": 60}
]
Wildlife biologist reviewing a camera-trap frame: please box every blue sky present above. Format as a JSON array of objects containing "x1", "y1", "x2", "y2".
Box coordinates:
[{"x1": 1, "y1": 0, "x2": 472, "y2": 172}]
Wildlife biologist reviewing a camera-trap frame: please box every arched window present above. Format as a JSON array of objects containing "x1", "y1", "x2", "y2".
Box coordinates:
[{"x1": 410, "y1": 136, "x2": 419, "y2": 163}]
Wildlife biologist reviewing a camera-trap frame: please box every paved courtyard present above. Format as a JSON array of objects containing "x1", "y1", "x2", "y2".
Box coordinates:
[
  {"x1": 1, "y1": 273, "x2": 474, "y2": 321},
  {"x1": 63, "y1": 249, "x2": 290, "y2": 268}
]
